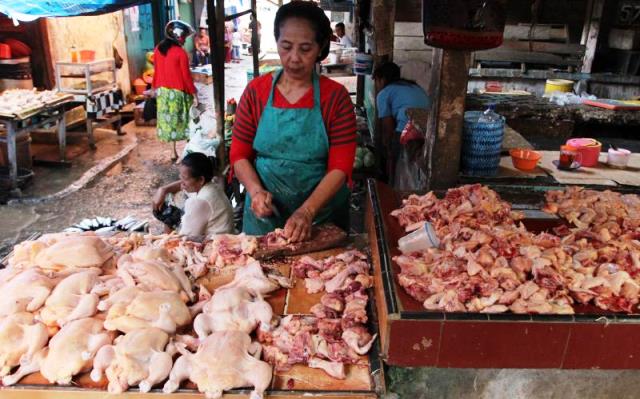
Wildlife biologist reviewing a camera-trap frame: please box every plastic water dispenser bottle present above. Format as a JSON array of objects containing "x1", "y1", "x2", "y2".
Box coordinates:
[{"x1": 478, "y1": 103, "x2": 500, "y2": 123}]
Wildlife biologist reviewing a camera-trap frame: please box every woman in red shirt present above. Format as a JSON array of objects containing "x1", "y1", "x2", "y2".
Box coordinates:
[
  {"x1": 153, "y1": 20, "x2": 197, "y2": 160},
  {"x1": 230, "y1": 2, "x2": 357, "y2": 241}
]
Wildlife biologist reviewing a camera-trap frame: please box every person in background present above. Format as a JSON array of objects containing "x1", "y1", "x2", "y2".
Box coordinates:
[
  {"x1": 334, "y1": 22, "x2": 353, "y2": 47},
  {"x1": 232, "y1": 27, "x2": 242, "y2": 62},
  {"x1": 224, "y1": 22, "x2": 233, "y2": 63},
  {"x1": 373, "y1": 62, "x2": 430, "y2": 187},
  {"x1": 153, "y1": 152, "x2": 234, "y2": 236},
  {"x1": 192, "y1": 28, "x2": 211, "y2": 66},
  {"x1": 153, "y1": 20, "x2": 197, "y2": 161},
  {"x1": 230, "y1": 1, "x2": 357, "y2": 241}
]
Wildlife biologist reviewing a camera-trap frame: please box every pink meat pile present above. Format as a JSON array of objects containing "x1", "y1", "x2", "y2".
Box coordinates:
[
  {"x1": 391, "y1": 185, "x2": 640, "y2": 314},
  {"x1": 390, "y1": 183, "x2": 524, "y2": 235},
  {"x1": 257, "y1": 250, "x2": 377, "y2": 379}
]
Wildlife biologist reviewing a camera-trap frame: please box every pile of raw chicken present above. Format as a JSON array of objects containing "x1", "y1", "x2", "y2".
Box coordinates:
[
  {"x1": 391, "y1": 184, "x2": 640, "y2": 315},
  {"x1": 0, "y1": 89, "x2": 61, "y2": 116},
  {"x1": 0, "y1": 231, "x2": 376, "y2": 398}
]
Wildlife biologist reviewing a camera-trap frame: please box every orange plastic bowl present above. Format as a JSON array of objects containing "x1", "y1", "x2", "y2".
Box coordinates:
[{"x1": 510, "y1": 148, "x2": 542, "y2": 171}]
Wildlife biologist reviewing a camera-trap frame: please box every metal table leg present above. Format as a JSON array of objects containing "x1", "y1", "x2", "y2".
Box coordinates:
[
  {"x1": 57, "y1": 110, "x2": 67, "y2": 161},
  {"x1": 6, "y1": 122, "x2": 21, "y2": 196},
  {"x1": 86, "y1": 115, "x2": 96, "y2": 149}
]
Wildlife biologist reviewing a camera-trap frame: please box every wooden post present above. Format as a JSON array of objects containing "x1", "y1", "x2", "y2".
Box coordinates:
[
  {"x1": 251, "y1": 0, "x2": 260, "y2": 80},
  {"x1": 424, "y1": 49, "x2": 471, "y2": 190},
  {"x1": 207, "y1": 0, "x2": 226, "y2": 169},
  {"x1": 581, "y1": 0, "x2": 604, "y2": 73},
  {"x1": 355, "y1": 0, "x2": 365, "y2": 106},
  {"x1": 372, "y1": 0, "x2": 396, "y2": 67}
]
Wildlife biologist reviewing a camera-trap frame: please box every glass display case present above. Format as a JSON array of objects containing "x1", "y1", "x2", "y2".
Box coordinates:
[{"x1": 55, "y1": 59, "x2": 117, "y2": 96}]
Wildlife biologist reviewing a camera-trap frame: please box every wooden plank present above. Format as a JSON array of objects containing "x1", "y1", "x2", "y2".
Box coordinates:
[
  {"x1": 582, "y1": 0, "x2": 605, "y2": 73},
  {"x1": 504, "y1": 24, "x2": 569, "y2": 42},
  {"x1": 474, "y1": 49, "x2": 582, "y2": 66},
  {"x1": 496, "y1": 40, "x2": 585, "y2": 56},
  {"x1": 272, "y1": 363, "x2": 372, "y2": 391},
  {"x1": 365, "y1": 185, "x2": 392, "y2": 358},
  {"x1": 0, "y1": 389, "x2": 376, "y2": 399}
]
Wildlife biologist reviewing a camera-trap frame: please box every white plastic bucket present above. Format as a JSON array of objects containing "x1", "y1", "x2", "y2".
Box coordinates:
[{"x1": 354, "y1": 52, "x2": 373, "y2": 75}]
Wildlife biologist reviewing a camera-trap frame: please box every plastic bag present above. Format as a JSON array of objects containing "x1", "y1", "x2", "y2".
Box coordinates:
[
  {"x1": 394, "y1": 145, "x2": 426, "y2": 191},
  {"x1": 400, "y1": 119, "x2": 424, "y2": 145},
  {"x1": 183, "y1": 104, "x2": 221, "y2": 158}
]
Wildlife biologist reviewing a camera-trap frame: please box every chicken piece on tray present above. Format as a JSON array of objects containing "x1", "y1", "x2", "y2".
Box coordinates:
[
  {"x1": 163, "y1": 330, "x2": 272, "y2": 399},
  {"x1": 0, "y1": 269, "x2": 57, "y2": 317},
  {"x1": 391, "y1": 184, "x2": 523, "y2": 233},
  {"x1": 0, "y1": 312, "x2": 49, "y2": 377},
  {"x1": 91, "y1": 327, "x2": 176, "y2": 393},
  {"x1": 292, "y1": 250, "x2": 369, "y2": 295},
  {"x1": 2, "y1": 317, "x2": 112, "y2": 386},
  {"x1": 38, "y1": 269, "x2": 101, "y2": 327},
  {"x1": 102, "y1": 288, "x2": 191, "y2": 334},
  {"x1": 204, "y1": 233, "x2": 258, "y2": 269},
  {"x1": 257, "y1": 315, "x2": 376, "y2": 379}
]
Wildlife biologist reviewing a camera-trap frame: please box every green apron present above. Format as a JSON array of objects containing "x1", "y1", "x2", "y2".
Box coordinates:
[{"x1": 242, "y1": 69, "x2": 350, "y2": 235}]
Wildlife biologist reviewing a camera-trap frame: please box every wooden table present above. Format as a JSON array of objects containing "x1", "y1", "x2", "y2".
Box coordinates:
[{"x1": 0, "y1": 100, "x2": 71, "y2": 196}]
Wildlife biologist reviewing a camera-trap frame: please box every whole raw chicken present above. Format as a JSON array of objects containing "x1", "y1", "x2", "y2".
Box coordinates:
[
  {"x1": 103, "y1": 288, "x2": 191, "y2": 334},
  {"x1": 33, "y1": 235, "x2": 113, "y2": 272},
  {"x1": 2, "y1": 317, "x2": 112, "y2": 386},
  {"x1": 193, "y1": 286, "x2": 273, "y2": 338},
  {"x1": 38, "y1": 269, "x2": 100, "y2": 327},
  {"x1": 91, "y1": 327, "x2": 176, "y2": 393},
  {"x1": 0, "y1": 312, "x2": 48, "y2": 377},
  {"x1": 163, "y1": 330, "x2": 272, "y2": 399},
  {"x1": 219, "y1": 261, "x2": 282, "y2": 295},
  {"x1": 117, "y1": 253, "x2": 194, "y2": 302},
  {"x1": 0, "y1": 269, "x2": 56, "y2": 317}
]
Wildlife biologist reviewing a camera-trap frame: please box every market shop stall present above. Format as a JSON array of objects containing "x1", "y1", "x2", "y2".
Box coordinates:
[
  {"x1": 0, "y1": 89, "x2": 73, "y2": 194},
  {"x1": 56, "y1": 59, "x2": 124, "y2": 148},
  {"x1": 366, "y1": 179, "x2": 640, "y2": 368},
  {"x1": 0, "y1": 225, "x2": 381, "y2": 398}
]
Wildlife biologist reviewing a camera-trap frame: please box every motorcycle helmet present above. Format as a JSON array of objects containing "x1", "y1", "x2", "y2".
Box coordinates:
[{"x1": 165, "y1": 20, "x2": 195, "y2": 44}]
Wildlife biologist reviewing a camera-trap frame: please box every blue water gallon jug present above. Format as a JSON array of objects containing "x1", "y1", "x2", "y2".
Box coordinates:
[{"x1": 461, "y1": 110, "x2": 505, "y2": 176}]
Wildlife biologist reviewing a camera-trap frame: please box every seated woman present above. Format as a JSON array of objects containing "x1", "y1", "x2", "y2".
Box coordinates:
[{"x1": 152, "y1": 152, "x2": 234, "y2": 237}]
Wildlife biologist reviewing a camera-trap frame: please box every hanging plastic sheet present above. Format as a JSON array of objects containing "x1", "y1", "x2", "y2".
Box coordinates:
[{"x1": 0, "y1": 0, "x2": 148, "y2": 22}]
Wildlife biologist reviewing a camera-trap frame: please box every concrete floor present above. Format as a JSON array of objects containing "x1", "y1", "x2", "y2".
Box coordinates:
[{"x1": 3, "y1": 55, "x2": 640, "y2": 397}]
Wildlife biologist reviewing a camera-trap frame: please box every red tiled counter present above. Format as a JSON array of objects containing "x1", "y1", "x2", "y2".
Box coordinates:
[{"x1": 365, "y1": 179, "x2": 640, "y2": 368}]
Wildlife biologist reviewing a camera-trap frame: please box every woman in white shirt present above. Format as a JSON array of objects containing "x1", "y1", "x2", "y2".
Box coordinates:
[{"x1": 152, "y1": 152, "x2": 235, "y2": 237}]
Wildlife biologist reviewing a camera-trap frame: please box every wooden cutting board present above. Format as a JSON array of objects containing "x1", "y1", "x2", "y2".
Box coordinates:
[{"x1": 253, "y1": 224, "x2": 348, "y2": 260}]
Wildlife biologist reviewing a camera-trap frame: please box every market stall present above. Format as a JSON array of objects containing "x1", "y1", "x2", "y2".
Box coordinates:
[
  {"x1": 0, "y1": 89, "x2": 73, "y2": 194},
  {"x1": 366, "y1": 178, "x2": 640, "y2": 368},
  {"x1": 0, "y1": 225, "x2": 381, "y2": 398},
  {"x1": 55, "y1": 59, "x2": 124, "y2": 148}
]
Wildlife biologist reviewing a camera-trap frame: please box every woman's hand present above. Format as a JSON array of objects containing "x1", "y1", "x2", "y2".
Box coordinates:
[
  {"x1": 284, "y1": 206, "x2": 314, "y2": 243},
  {"x1": 251, "y1": 190, "x2": 274, "y2": 218},
  {"x1": 152, "y1": 187, "x2": 167, "y2": 212}
]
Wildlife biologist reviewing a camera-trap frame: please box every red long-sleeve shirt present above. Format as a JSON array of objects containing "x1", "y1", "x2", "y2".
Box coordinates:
[
  {"x1": 230, "y1": 72, "x2": 357, "y2": 181},
  {"x1": 152, "y1": 46, "x2": 196, "y2": 95}
]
